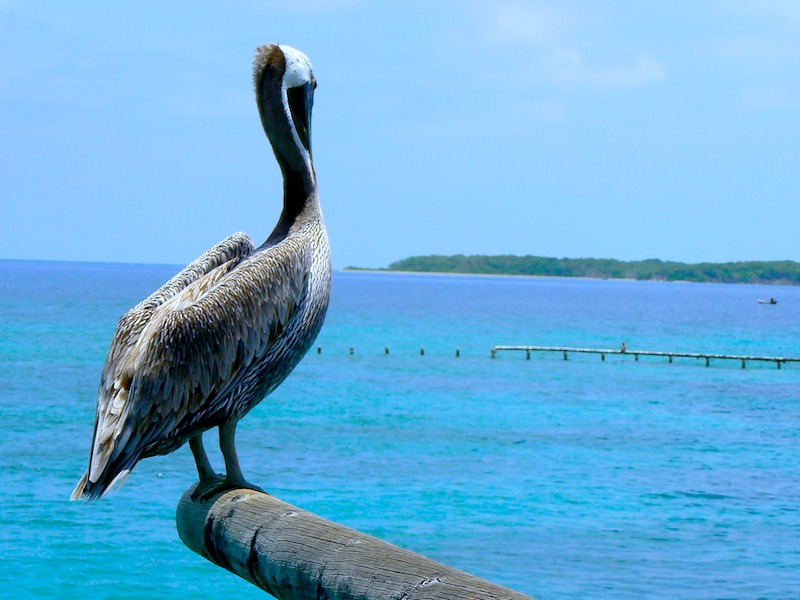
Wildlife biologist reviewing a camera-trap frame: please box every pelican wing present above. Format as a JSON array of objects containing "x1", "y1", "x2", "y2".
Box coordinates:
[
  {"x1": 73, "y1": 232, "x2": 254, "y2": 499},
  {"x1": 85, "y1": 237, "x2": 310, "y2": 494},
  {"x1": 101, "y1": 231, "x2": 254, "y2": 388}
]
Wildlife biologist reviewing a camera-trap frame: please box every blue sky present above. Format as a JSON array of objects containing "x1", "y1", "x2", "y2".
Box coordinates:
[{"x1": 2, "y1": 1, "x2": 799, "y2": 269}]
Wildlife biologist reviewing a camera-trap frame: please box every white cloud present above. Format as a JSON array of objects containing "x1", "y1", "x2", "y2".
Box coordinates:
[
  {"x1": 468, "y1": 1, "x2": 666, "y2": 90},
  {"x1": 476, "y1": 1, "x2": 566, "y2": 47},
  {"x1": 695, "y1": 9, "x2": 800, "y2": 112},
  {"x1": 552, "y1": 50, "x2": 666, "y2": 89}
]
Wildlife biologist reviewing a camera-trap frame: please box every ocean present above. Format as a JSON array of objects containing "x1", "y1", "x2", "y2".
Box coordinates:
[{"x1": 1, "y1": 259, "x2": 798, "y2": 599}]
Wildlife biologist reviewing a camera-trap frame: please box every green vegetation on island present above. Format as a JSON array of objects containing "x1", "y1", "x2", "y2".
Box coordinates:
[{"x1": 350, "y1": 255, "x2": 800, "y2": 285}]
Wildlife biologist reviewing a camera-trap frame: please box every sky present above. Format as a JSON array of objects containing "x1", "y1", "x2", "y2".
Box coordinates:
[{"x1": 2, "y1": 1, "x2": 799, "y2": 269}]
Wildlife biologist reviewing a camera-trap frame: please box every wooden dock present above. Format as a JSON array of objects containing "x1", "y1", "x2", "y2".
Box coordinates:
[{"x1": 491, "y1": 345, "x2": 800, "y2": 369}]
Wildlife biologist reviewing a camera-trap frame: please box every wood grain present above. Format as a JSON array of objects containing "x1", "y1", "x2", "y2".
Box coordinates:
[{"x1": 176, "y1": 486, "x2": 535, "y2": 600}]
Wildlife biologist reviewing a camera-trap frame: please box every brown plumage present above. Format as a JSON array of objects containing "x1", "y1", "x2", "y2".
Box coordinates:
[{"x1": 72, "y1": 44, "x2": 330, "y2": 500}]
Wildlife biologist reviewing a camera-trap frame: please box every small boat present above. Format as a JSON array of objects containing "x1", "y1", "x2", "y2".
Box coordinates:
[{"x1": 758, "y1": 297, "x2": 777, "y2": 305}]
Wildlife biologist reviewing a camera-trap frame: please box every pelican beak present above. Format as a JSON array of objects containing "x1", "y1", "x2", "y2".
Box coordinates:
[{"x1": 287, "y1": 78, "x2": 315, "y2": 158}]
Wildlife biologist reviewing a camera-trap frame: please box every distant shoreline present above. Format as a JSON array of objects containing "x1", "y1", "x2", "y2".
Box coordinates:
[
  {"x1": 342, "y1": 267, "x2": 642, "y2": 282},
  {"x1": 340, "y1": 268, "x2": 719, "y2": 286},
  {"x1": 344, "y1": 254, "x2": 800, "y2": 286}
]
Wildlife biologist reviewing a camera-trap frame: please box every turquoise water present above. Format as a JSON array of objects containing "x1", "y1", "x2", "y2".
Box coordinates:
[{"x1": 1, "y1": 260, "x2": 799, "y2": 599}]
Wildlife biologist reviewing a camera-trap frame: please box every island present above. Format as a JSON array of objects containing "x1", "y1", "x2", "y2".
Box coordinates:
[{"x1": 346, "y1": 255, "x2": 800, "y2": 285}]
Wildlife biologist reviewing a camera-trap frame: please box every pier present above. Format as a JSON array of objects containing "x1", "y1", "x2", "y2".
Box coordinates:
[{"x1": 491, "y1": 345, "x2": 799, "y2": 369}]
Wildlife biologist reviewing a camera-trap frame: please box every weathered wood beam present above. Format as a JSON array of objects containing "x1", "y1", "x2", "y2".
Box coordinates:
[{"x1": 176, "y1": 486, "x2": 535, "y2": 600}]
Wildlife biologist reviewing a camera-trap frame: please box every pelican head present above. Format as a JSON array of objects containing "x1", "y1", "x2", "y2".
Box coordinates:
[{"x1": 253, "y1": 44, "x2": 317, "y2": 178}]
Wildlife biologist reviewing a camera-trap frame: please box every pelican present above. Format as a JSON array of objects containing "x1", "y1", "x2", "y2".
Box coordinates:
[{"x1": 71, "y1": 44, "x2": 331, "y2": 500}]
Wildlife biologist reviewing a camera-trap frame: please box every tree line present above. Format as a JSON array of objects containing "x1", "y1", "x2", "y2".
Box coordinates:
[{"x1": 365, "y1": 255, "x2": 800, "y2": 285}]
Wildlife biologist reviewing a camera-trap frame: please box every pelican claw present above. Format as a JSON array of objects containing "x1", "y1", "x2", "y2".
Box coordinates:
[{"x1": 191, "y1": 476, "x2": 266, "y2": 502}]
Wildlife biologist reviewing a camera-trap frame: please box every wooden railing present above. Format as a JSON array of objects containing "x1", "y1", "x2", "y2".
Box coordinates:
[{"x1": 176, "y1": 486, "x2": 535, "y2": 600}]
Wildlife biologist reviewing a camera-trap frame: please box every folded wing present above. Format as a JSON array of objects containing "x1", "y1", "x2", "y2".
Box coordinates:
[{"x1": 74, "y1": 232, "x2": 316, "y2": 499}]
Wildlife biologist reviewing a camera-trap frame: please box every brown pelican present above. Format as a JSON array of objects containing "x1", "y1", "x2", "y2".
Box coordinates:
[{"x1": 71, "y1": 44, "x2": 331, "y2": 500}]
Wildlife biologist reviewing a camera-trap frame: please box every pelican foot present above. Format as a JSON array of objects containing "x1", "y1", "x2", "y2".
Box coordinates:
[{"x1": 191, "y1": 475, "x2": 265, "y2": 502}]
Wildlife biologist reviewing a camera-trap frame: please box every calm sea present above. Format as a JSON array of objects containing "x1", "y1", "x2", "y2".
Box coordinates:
[{"x1": 1, "y1": 260, "x2": 799, "y2": 599}]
